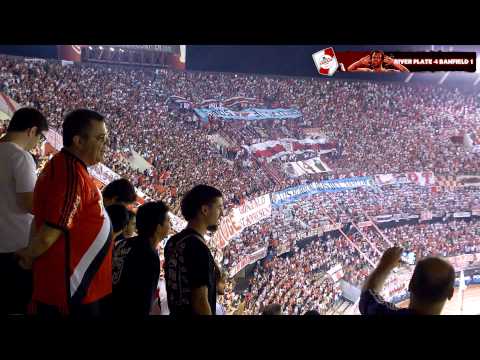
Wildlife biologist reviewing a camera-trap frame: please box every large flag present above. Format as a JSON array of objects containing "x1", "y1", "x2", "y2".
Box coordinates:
[
  {"x1": 283, "y1": 157, "x2": 331, "y2": 177},
  {"x1": 244, "y1": 138, "x2": 335, "y2": 160}
]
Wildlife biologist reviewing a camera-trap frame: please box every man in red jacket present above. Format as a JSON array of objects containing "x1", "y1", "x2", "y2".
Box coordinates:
[{"x1": 19, "y1": 109, "x2": 113, "y2": 317}]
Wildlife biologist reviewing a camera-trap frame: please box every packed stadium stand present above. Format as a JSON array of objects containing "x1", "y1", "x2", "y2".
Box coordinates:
[{"x1": 1, "y1": 53, "x2": 479, "y2": 314}]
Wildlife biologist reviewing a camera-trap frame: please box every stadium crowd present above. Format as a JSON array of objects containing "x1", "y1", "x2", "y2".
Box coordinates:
[
  {"x1": 221, "y1": 184, "x2": 479, "y2": 272},
  {"x1": 2, "y1": 55, "x2": 480, "y2": 214},
  {"x1": 236, "y1": 218, "x2": 480, "y2": 314},
  {"x1": 1, "y1": 53, "x2": 480, "y2": 316}
]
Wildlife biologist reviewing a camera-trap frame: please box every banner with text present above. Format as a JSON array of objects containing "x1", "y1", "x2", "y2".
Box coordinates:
[
  {"x1": 213, "y1": 194, "x2": 272, "y2": 249},
  {"x1": 374, "y1": 171, "x2": 436, "y2": 187},
  {"x1": 272, "y1": 176, "x2": 374, "y2": 206},
  {"x1": 194, "y1": 107, "x2": 302, "y2": 122},
  {"x1": 229, "y1": 246, "x2": 268, "y2": 278}
]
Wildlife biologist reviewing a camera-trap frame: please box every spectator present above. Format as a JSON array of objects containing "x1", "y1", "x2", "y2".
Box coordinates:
[
  {"x1": 106, "y1": 204, "x2": 130, "y2": 242},
  {"x1": 0, "y1": 107, "x2": 48, "y2": 315},
  {"x1": 112, "y1": 201, "x2": 170, "y2": 316},
  {"x1": 262, "y1": 303, "x2": 282, "y2": 315},
  {"x1": 120, "y1": 210, "x2": 137, "y2": 240},
  {"x1": 215, "y1": 266, "x2": 227, "y2": 315},
  {"x1": 164, "y1": 185, "x2": 224, "y2": 315},
  {"x1": 359, "y1": 247, "x2": 455, "y2": 315},
  {"x1": 18, "y1": 109, "x2": 112, "y2": 317},
  {"x1": 304, "y1": 310, "x2": 321, "y2": 316},
  {"x1": 102, "y1": 178, "x2": 137, "y2": 207}
]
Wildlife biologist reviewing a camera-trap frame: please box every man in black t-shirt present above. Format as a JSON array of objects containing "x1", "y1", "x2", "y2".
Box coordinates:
[
  {"x1": 164, "y1": 185, "x2": 224, "y2": 315},
  {"x1": 359, "y1": 247, "x2": 455, "y2": 315},
  {"x1": 112, "y1": 201, "x2": 170, "y2": 316}
]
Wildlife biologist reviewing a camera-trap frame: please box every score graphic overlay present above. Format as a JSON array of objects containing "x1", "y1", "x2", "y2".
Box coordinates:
[
  {"x1": 312, "y1": 48, "x2": 339, "y2": 76},
  {"x1": 313, "y1": 49, "x2": 477, "y2": 76}
]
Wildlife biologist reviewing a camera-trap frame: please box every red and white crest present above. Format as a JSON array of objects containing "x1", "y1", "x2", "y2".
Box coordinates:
[{"x1": 312, "y1": 47, "x2": 339, "y2": 76}]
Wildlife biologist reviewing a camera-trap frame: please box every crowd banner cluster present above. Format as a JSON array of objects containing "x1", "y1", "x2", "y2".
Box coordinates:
[{"x1": 212, "y1": 194, "x2": 272, "y2": 249}]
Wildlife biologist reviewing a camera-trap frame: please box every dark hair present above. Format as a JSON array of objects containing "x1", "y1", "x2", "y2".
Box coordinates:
[
  {"x1": 136, "y1": 201, "x2": 169, "y2": 238},
  {"x1": 7, "y1": 108, "x2": 48, "y2": 134},
  {"x1": 261, "y1": 304, "x2": 282, "y2": 315},
  {"x1": 181, "y1": 185, "x2": 223, "y2": 221},
  {"x1": 370, "y1": 50, "x2": 385, "y2": 63},
  {"x1": 303, "y1": 310, "x2": 321, "y2": 316},
  {"x1": 102, "y1": 178, "x2": 137, "y2": 205},
  {"x1": 105, "y1": 204, "x2": 130, "y2": 234},
  {"x1": 62, "y1": 109, "x2": 104, "y2": 147},
  {"x1": 409, "y1": 257, "x2": 455, "y2": 303}
]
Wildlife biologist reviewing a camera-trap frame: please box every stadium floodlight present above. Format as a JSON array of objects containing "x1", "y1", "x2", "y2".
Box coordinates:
[{"x1": 110, "y1": 47, "x2": 115, "y2": 51}]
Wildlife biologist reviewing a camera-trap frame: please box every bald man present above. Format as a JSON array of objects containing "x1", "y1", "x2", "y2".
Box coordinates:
[{"x1": 359, "y1": 247, "x2": 455, "y2": 315}]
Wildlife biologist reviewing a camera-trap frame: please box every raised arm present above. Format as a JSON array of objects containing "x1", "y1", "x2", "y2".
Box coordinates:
[
  {"x1": 362, "y1": 246, "x2": 403, "y2": 294},
  {"x1": 347, "y1": 55, "x2": 372, "y2": 72}
]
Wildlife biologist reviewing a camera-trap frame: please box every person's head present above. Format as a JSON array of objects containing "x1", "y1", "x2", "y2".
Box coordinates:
[
  {"x1": 408, "y1": 257, "x2": 455, "y2": 314},
  {"x1": 5, "y1": 108, "x2": 48, "y2": 151},
  {"x1": 102, "y1": 178, "x2": 137, "y2": 207},
  {"x1": 136, "y1": 201, "x2": 170, "y2": 246},
  {"x1": 215, "y1": 265, "x2": 227, "y2": 295},
  {"x1": 181, "y1": 185, "x2": 224, "y2": 232},
  {"x1": 105, "y1": 204, "x2": 130, "y2": 241},
  {"x1": 62, "y1": 109, "x2": 107, "y2": 166},
  {"x1": 261, "y1": 304, "x2": 282, "y2": 316},
  {"x1": 304, "y1": 310, "x2": 321, "y2": 316},
  {"x1": 123, "y1": 210, "x2": 136, "y2": 238},
  {"x1": 370, "y1": 50, "x2": 385, "y2": 68}
]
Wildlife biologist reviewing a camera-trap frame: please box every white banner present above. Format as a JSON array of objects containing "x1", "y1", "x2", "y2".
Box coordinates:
[
  {"x1": 322, "y1": 223, "x2": 342, "y2": 232},
  {"x1": 231, "y1": 194, "x2": 272, "y2": 231},
  {"x1": 283, "y1": 157, "x2": 331, "y2": 177},
  {"x1": 357, "y1": 221, "x2": 373, "y2": 228},
  {"x1": 213, "y1": 194, "x2": 272, "y2": 249},
  {"x1": 229, "y1": 246, "x2": 268, "y2": 278},
  {"x1": 382, "y1": 268, "x2": 412, "y2": 302},
  {"x1": 88, "y1": 163, "x2": 121, "y2": 186},
  {"x1": 374, "y1": 171, "x2": 436, "y2": 187},
  {"x1": 374, "y1": 214, "x2": 394, "y2": 223},
  {"x1": 456, "y1": 175, "x2": 480, "y2": 188},
  {"x1": 243, "y1": 138, "x2": 334, "y2": 160},
  {"x1": 453, "y1": 211, "x2": 471, "y2": 218},
  {"x1": 420, "y1": 210, "x2": 433, "y2": 222},
  {"x1": 327, "y1": 264, "x2": 344, "y2": 282}
]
